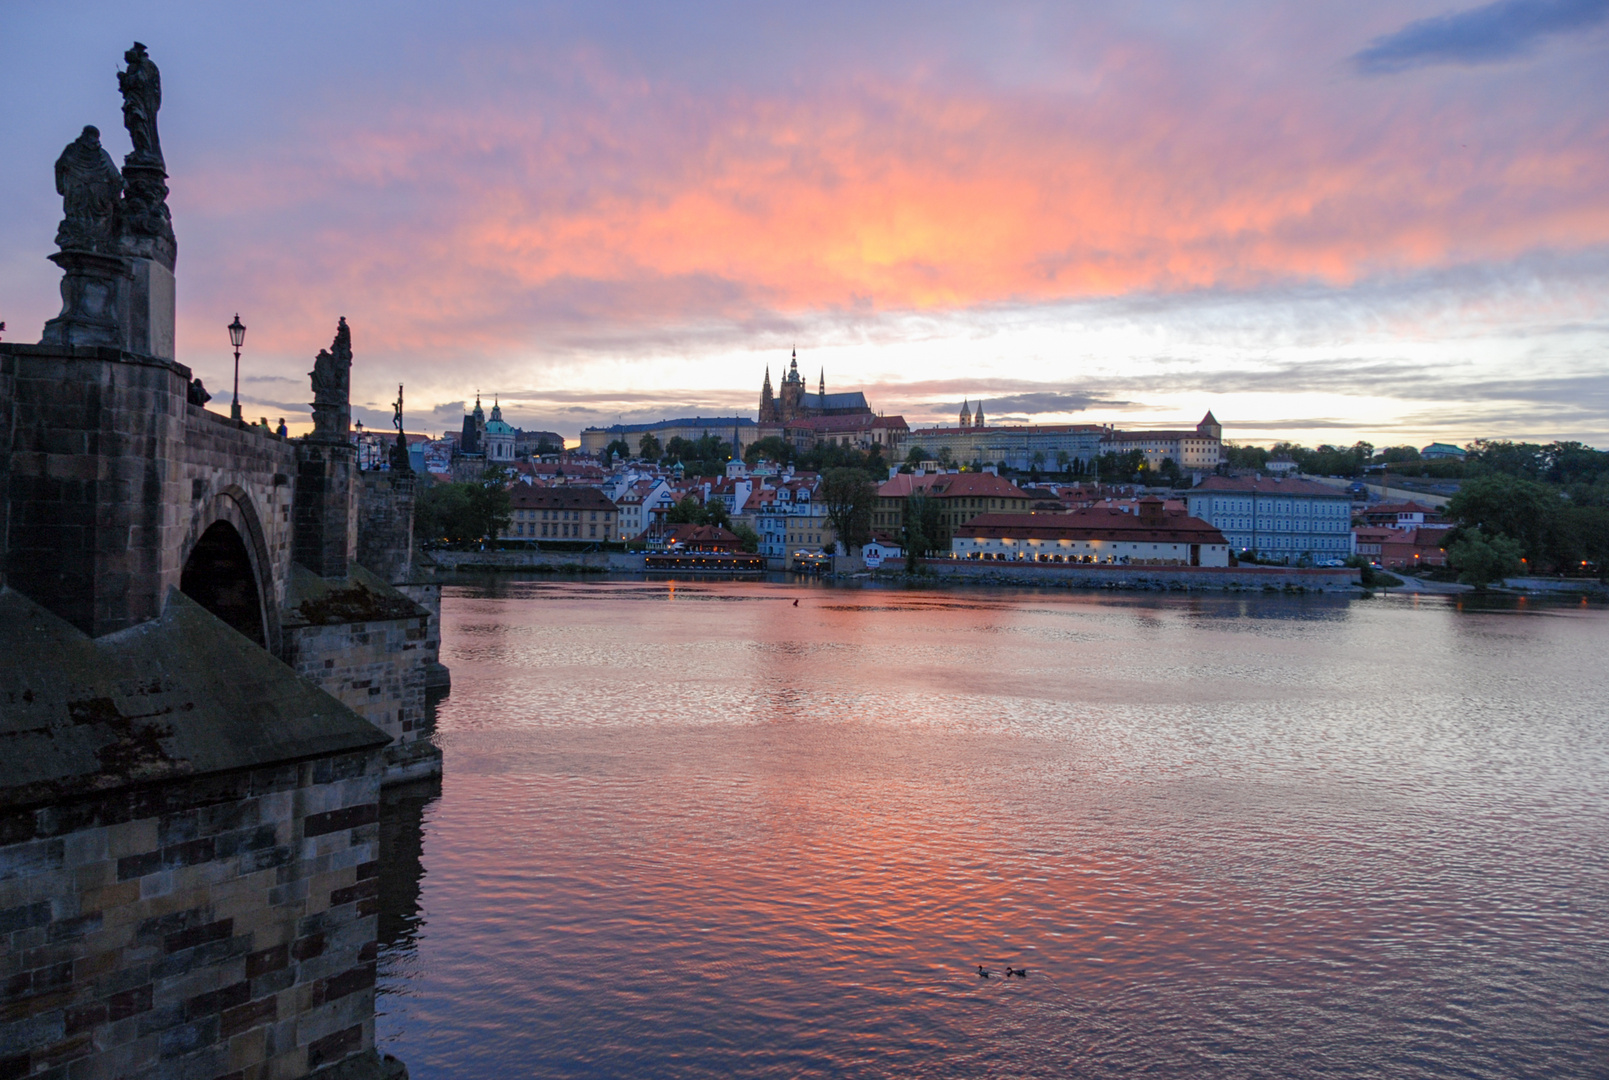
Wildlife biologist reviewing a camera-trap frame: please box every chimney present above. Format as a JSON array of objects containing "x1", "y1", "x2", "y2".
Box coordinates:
[{"x1": 1138, "y1": 496, "x2": 1165, "y2": 526}]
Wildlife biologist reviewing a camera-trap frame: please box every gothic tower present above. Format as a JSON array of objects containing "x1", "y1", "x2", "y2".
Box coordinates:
[
  {"x1": 959, "y1": 398, "x2": 971, "y2": 428},
  {"x1": 760, "y1": 366, "x2": 776, "y2": 422},
  {"x1": 973, "y1": 400, "x2": 985, "y2": 428},
  {"x1": 780, "y1": 348, "x2": 805, "y2": 421}
]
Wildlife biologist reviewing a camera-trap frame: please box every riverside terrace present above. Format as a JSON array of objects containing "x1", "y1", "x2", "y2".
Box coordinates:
[{"x1": 1, "y1": 44, "x2": 438, "y2": 1079}]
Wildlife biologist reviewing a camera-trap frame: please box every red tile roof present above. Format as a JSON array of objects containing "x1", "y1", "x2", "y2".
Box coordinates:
[
  {"x1": 877, "y1": 473, "x2": 1029, "y2": 500},
  {"x1": 958, "y1": 509, "x2": 1227, "y2": 544},
  {"x1": 508, "y1": 486, "x2": 618, "y2": 512},
  {"x1": 1193, "y1": 475, "x2": 1349, "y2": 497},
  {"x1": 661, "y1": 523, "x2": 743, "y2": 551}
]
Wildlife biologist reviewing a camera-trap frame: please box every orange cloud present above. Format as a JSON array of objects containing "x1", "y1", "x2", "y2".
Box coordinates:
[{"x1": 155, "y1": 39, "x2": 1609, "y2": 374}]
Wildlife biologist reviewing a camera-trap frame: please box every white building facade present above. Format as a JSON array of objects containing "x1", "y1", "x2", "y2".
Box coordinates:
[{"x1": 1187, "y1": 476, "x2": 1354, "y2": 563}]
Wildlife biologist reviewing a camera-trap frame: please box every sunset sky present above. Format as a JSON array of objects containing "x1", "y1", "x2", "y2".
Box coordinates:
[{"x1": 2, "y1": 1, "x2": 1607, "y2": 447}]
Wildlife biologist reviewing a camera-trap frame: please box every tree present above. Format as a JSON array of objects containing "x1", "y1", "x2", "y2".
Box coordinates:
[
  {"x1": 901, "y1": 494, "x2": 945, "y2": 569},
  {"x1": 470, "y1": 467, "x2": 513, "y2": 542},
  {"x1": 1097, "y1": 449, "x2": 1145, "y2": 483},
  {"x1": 743, "y1": 435, "x2": 794, "y2": 467},
  {"x1": 1447, "y1": 530, "x2": 1524, "y2": 588},
  {"x1": 821, "y1": 467, "x2": 876, "y2": 551},
  {"x1": 904, "y1": 445, "x2": 928, "y2": 468},
  {"x1": 703, "y1": 499, "x2": 731, "y2": 529},
  {"x1": 414, "y1": 481, "x2": 475, "y2": 543},
  {"x1": 638, "y1": 432, "x2": 662, "y2": 460},
  {"x1": 730, "y1": 522, "x2": 761, "y2": 553},
  {"x1": 415, "y1": 470, "x2": 511, "y2": 545},
  {"x1": 1222, "y1": 443, "x2": 1270, "y2": 471},
  {"x1": 605, "y1": 438, "x2": 631, "y2": 460},
  {"x1": 666, "y1": 494, "x2": 705, "y2": 524},
  {"x1": 1446, "y1": 474, "x2": 1558, "y2": 566}
]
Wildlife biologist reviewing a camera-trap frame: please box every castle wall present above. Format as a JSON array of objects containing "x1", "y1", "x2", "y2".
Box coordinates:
[{"x1": 0, "y1": 749, "x2": 395, "y2": 1080}]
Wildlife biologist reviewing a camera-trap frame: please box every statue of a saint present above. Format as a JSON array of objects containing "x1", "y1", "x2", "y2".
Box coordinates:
[
  {"x1": 393, "y1": 385, "x2": 404, "y2": 434},
  {"x1": 53, "y1": 126, "x2": 123, "y2": 251},
  {"x1": 118, "y1": 42, "x2": 164, "y2": 168},
  {"x1": 310, "y1": 317, "x2": 353, "y2": 407}
]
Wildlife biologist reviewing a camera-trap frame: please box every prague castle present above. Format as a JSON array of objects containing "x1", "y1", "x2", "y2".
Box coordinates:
[{"x1": 759, "y1": 348, "x2": 873, "y2": 422}]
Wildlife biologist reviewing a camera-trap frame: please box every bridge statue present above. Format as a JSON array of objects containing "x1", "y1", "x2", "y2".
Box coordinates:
[
  {"x1": 53, "y1": 126, "x2": 122, "y2": 252},
  {"x1": 309, "y1": 316, "x2": 354, "y2": 441},
  {"x1": 117, "y1": 42, "x2": 164, "y2": 168},
  {"x1": 391, "y1": 383, "x2": 413, "y2": 471}
]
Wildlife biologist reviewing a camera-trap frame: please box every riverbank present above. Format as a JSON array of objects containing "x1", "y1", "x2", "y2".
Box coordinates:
[
  {"x1": 424, "y1": 549, "x2": 1360, "y2": 592},
  {"x1": 881, "y1": 558, "x2": 1359, "y2": 592}
]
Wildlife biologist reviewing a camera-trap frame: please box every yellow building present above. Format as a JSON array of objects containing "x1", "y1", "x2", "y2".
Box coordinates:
[{"x1": 784, "y1": 513, "x2": 837, "y2": 555}]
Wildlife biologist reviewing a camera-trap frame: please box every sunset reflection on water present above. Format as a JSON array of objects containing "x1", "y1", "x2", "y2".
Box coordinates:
[{"x1": 377, "y1": 579, "x2": 1609, "y2": 1079}]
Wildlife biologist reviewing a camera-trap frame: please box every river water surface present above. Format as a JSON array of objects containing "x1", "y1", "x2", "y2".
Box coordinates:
[{"x1": 376, "y1": 579, "x2": 1609, "y2": 1078}]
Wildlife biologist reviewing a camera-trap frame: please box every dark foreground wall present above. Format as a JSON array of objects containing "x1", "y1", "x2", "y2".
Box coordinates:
[{"x1": 0, "y1": 588, "x2": 405, "y2": 1079}]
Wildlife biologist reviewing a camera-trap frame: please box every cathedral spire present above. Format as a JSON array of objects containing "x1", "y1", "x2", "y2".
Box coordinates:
[
  {"x1": 959, "y1": 398, "x2": 971, "y2": 429},
  {"x1": 819, "y1": 368, "x2": 825, "y2": 398}
]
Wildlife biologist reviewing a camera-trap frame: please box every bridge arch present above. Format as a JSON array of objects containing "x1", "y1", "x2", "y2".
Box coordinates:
[{"x1": 180, "y1": 487, "x2": 280, "y2": 652}]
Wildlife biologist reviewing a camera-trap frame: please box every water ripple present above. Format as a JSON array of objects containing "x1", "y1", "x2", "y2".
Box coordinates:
[{"x1": 377, "y1": 581, "x2": 1609, "y2": 1079}]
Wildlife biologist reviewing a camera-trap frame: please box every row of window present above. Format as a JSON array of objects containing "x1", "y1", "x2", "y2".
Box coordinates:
[
  {"x1": 512, "y1": 508, "x2": 608, "y2": 521},
  {"x1": 1224, "y1": 535, "x2": 1348, "y2": 550},
  {"x1": 509, "y1": 521, "x2": 603, "y2": 538}
]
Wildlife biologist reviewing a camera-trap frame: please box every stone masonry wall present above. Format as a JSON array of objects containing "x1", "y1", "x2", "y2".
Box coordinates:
[
  {"x1": 283, "y1": 619, "x2": 431, "y2": 768},
  {"x1": 0, "y1": 343, "x2": 303, "y2": 641},
  {"x1": 355, "y1": 475, "x2": 413, "y2": 586},
  {"x1": 0, "y1": 345, "x2": 188, "y2": 637},
  {"x1": 292, "y1": 445, "x2": 358, "y2": 582},
  {"x1": 392, "y1": 584, "x2": 446, "y2": 692},
  {"x1": 0, "y1": 749, "x2": 387, "y2": 1080},
  {"x1": 179, "y1": 409, "x2": 300, "y2": 620}
]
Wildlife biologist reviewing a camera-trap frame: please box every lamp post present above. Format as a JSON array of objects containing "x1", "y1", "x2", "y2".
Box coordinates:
[{"x1": 228, "y1": 314, "x2": 246, "y2": 422}]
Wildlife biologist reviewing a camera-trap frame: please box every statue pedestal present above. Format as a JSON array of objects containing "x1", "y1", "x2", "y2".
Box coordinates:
[
  {"x1": 41, "y1": 250, "x2": 132, "y2": 350},
  {"x1": 126, "y1": 256, "x2": 175, "y2": 360}
]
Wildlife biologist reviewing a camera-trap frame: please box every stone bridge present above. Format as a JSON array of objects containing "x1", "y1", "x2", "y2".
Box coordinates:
[{"x1": 0, "y1": 42, "x2": 433, "y2": 1080}]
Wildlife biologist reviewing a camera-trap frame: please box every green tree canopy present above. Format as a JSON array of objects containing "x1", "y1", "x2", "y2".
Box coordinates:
[
  {"x1": 1446, "y1": 474, "x2": 1559, "y2": 566},
  {"x1": 743, "y1": 435, "x2": 794, "y2": 466},
  {"x1": 821, "y1": 467, "x2": 876, "y2": 551},
  {"x1": 604, "y1": 438, "x2": 631, "y2": 460},
  {"x1": 901, "y1": 494, "x2": 945, "y2": 569},
  {"x1": 665, "y1": 494, "x2": 706, "y2": 524},
  {"x1": 638, "y1": 432, "x2": 662, "y2": 459},
  {"x1": 413, "y1": 469, "x2": 511, "y2": 545},
  {"x1": 1447, "y1": 530, "x2": 1525, "y2": 588}
]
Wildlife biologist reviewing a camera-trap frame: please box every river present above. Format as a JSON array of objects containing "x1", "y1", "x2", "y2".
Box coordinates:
[{"x1": 375, "y1": 578, "x2": 1609, "y2": 1078}]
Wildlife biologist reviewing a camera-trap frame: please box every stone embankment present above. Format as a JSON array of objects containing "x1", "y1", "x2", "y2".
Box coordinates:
[
  {"x1": 898, "y1": 559, "x2": 1359, "y2": 591},
  {"x1": 427, "y1": 549, "x2": 645, "y2": 573}
]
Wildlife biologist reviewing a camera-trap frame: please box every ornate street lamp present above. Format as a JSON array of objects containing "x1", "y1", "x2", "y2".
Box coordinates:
[{"x1": 228, "y1": 314, "x2": 246, "y2": 422}]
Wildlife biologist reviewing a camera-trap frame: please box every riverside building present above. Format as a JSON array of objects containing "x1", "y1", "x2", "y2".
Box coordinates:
[
  {"x1": 1186, "y1": 475, "x2": 1354, "y2": 563},
  {"x1": 951, "y1": 500, "x2": 1231, "y2": 565}
]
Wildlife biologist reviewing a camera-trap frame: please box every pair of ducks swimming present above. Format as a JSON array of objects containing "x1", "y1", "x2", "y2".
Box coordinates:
[{"x1": 978, "y1": 965, "x2": 1027, "y2": 979}]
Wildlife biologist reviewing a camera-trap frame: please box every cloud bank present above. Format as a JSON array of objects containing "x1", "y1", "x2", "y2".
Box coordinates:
[{"x1": 1354, "y1": 0, "x2": 1609, "y2": 73}]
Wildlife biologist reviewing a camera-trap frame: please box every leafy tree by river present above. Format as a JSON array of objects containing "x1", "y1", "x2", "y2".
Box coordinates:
[
  {"x1": 820, "y1": 468, "x2": 876, "y2": 551},
  {"x1": 415, "y1": 468, "x2": 512, "y2": 544},
  {"x1": 1445, "y1": 472, "x2": 1609, "y2": 577}
]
